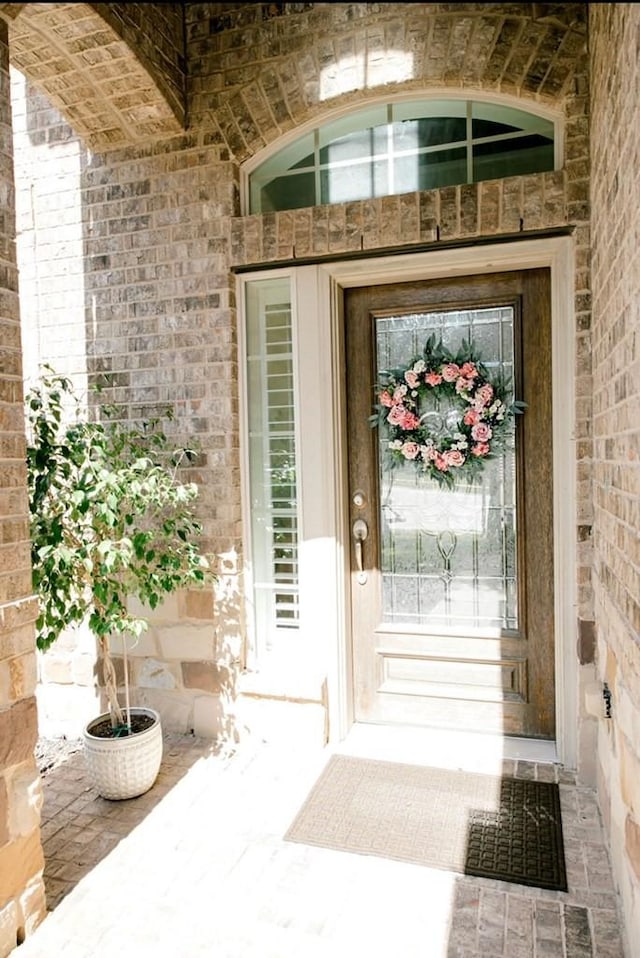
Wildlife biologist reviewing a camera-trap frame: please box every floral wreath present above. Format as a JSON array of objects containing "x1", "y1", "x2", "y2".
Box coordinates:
[{"x1": 373, "y1": 335, "x2": 525, "y2": 488}]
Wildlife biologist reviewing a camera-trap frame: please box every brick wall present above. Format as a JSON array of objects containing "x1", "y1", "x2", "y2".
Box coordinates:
[
  {"x1": 11, "y1": 70, "x2": 242, "y2": 739},
  {"x1": 9, "y1": 3, "x2": 594, "y2": 756},
  {"x1": 0, "y1": 19, "x2": 45, "y2": 956},
  {"x1": 589, "y1": 2, "x2": 640, "y2": 945},
  {"x1": 77, "y1": 132, "x2": 242, "y2": 738}
]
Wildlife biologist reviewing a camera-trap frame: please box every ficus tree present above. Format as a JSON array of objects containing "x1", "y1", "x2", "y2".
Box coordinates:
[{"x1": 26, "y1": 367, "x2": 213, "y2": 733}]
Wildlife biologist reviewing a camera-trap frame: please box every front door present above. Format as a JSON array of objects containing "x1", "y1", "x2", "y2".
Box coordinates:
[{"x1": 345, "y1": 269, "x2": 554, "y2": 738}]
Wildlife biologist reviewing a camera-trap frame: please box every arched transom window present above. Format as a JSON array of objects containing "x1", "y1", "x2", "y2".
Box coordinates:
[{"x1": 247, "y1": 99, "x2": 557, "y2": 214}]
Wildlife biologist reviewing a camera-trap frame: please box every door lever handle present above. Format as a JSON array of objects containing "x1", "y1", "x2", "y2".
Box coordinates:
[{"x1": 352, "y1": 518, "x2": 368, "y2": 584}]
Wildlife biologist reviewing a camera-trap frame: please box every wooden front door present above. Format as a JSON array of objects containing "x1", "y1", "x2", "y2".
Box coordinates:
[{"x1": 345, "y1": 269, "x2": 554, "y2": 738}]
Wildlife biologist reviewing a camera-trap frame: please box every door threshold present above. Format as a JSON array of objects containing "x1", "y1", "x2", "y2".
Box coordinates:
[{"x1": 335, "y1": 722, "x2": 559, "y2": 774}]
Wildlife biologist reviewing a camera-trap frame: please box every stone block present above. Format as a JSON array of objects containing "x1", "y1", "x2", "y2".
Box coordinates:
[
  {"x1": 157, "y1": 624, "x2": 215, "y2": 661},
  {"x1": 0, "y1": 698, "x2": 37, "y2": 769},
  {"x1": 35, "y1": 683, "x2": 100, "y2": 739},
  {"x1": 71, "y1": 653, "x2": 98, "y2": 686},
  {"x1": 625, "y1": 814, "x2": 640, "y2": 883},
  {"x1": 0, "y1": 830, "x2": 44, "y2": 904},
  {"x1": 0, "y1": 778, "x2": 8, "y2": 847},
  {"x1": 54, "y1": 622, "x2": 96, "y2": 654},
  {"x1": 577, "y1": 619, "x2": 596, "y2": 665},
  {"x1": 108, "y1": 630, "x2": 158, "y2": 658},
  {"x1": 128, "y1": 592, "x2": 179, "y2": 623},
  {"x1": 181, "y1": 660, "x2": 230, "y2": 694},
  {"x1": 96, "y1": 655, "x2": 125, "y2": 689},
  {"x1": 9, "y1": 654, "x2": 37, "y2": 701},
  {"x1": 39, "y1": 653, "x2": 74, "y2": 685},
  {"x1": 135, "y1": 688, "x2": 191, "y2": 733},
  {"x1": 135, "y1": 657, "x2": 178, "y2": 690},
  {"x1": 0, "y1": 621, "x2": 34, "y2": 659},
  {"x1": 192, "y1": 694, "x2": 223, "y2": 738},
  {"x1": 7, "y1": 764, "x2": 42, "y2": 840},
  {"x1": 18, "y1": 876, "x2": 46, "y2": 937},
  {"x1": 180, "y1": 588, "x2": 215, "y2": 620},
  {"x1": 0, "y1": 899, "x2": 20, "y2": 958},
  {"x1": 619, "y1": 730, "x2": 640, "y2": 817}
]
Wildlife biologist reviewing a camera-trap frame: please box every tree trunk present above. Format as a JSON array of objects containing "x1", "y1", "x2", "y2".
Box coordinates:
[{"x1": 100, "y1": 637, "x2": 126, "y2": 729}]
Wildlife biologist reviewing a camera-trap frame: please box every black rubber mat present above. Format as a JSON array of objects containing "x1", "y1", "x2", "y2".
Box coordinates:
[{"x1": 464, "y1": 777, "x2": 567, "y2": 891}]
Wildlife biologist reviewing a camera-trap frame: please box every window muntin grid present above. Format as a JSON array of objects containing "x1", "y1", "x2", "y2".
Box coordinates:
[{"x1": 249, "y1": 100, "x2": 555, "y2": 213}]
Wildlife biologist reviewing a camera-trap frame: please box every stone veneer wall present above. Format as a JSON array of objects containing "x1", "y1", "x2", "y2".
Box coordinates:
[
  {"x1": 589, "y1": 2, "x2": 640, "y2": 945},
  {"x1": 0, "y1": 19, "x2": 46, "y2": 958}
]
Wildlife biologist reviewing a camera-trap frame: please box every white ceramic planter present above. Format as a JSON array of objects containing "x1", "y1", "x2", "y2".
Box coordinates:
[{"x1": 83, "y1": 707, "x2": 163, "y2": 800}]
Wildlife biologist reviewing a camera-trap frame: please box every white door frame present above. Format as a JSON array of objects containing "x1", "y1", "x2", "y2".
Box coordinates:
[
  {"x1": 239, "y1": 234, "x2": 577, "y2": 768},
  {"x1": 306, "y1": 235, "x2": 576, "y2": 768}
]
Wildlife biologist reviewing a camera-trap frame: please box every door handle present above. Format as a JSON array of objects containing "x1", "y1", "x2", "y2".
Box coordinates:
[{"x1": 352, "y1": 518, "x2": 368, "y2": 584}]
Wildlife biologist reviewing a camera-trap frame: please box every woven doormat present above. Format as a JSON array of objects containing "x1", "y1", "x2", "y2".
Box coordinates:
[{"x1": 285, "y1": 754, "x2": 567, "y2": 892}]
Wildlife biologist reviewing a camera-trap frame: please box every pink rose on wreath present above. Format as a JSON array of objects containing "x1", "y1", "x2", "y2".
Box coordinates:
[
  {"x1": 404, "y1": 370, "x2": 419, "y2": 388},
  {"x1": 475, "y1": 383, "x2": 494, "y2": 407},
  {"x1": 401, "y1": 442, "x2": 420, "y2": 460},
  {"x1": 387, "y1": 405, "x2": 407, "y2": 425},
  {"x1": 445, "y1": 449, "x2": 465, "y2": 467},
  {"x1": 434, "y1": 453, "x2": 449, "y2": 471},
  {"x1": 472, "y1": 442, "x2": 490, "y2": 457},
  {"x1": 460, "y1": 362, "x2": 478, "y2": 379},
  {"x1": 425, "y1": 371, "x2": 443, "y2": 386},
  {"x1": 455, "y1": 377, "x2": 474, "y2": 394},
  {"x1": 379, "y1": 390, "x2": 394, "y2": 408},
  {"x1": 399, "y1": 410, "x2": 420, "y2": 429},
  {"x1": 463, "y1": 408, "x2": 480, "y2": 426},
  {"x1": 393, "y1": 385, "x2": 408, "y2": 403},
  {"x1": 441, "y1": 363, "x2": 460, "y2": 382},
  {"x1": 471, "y1": 422, "x2": 493, "y2": 442}
]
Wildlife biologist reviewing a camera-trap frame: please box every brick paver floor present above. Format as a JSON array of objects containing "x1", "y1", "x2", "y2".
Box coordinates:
[{"x1": 12, "y1": 725, "x2": 629, "y2": 958}]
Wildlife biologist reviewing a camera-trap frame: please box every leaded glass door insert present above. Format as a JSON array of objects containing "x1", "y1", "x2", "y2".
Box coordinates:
[
  {"x1": 377, "y1": 306, "x2": 517, "y2": 633},
  {"x1": 345, "y1": 271, "x2": 555, "y2": 739}
]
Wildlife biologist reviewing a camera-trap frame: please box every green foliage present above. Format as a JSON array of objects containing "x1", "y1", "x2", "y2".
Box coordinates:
[{"x1": 26, "y1": 368, "x2": 213, "y2": 653}]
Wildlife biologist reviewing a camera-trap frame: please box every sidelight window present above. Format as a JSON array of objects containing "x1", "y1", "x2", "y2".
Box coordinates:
[{"x1": 244, "y1": 278, "x2": 299, "y2": 652}]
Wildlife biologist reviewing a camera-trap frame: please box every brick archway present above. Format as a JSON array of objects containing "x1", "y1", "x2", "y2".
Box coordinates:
[
  {"x1": 0, "y1": 1, "x2": 185, "y2": 152},
  {"x1": 190, "y1": 3, "x2": 586, "y2": 163}
]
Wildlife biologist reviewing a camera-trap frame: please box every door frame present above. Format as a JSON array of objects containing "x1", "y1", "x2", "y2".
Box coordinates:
[
  {"x1": 313, "y1": 235, "x2": 576, "y2": 766},
  {"x1": 237, "y1": 234, "x2": 576, "y2": 767}
]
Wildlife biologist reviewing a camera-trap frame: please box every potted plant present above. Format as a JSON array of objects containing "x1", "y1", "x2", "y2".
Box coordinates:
[{"x1": 26, "y1": 368, "x2": 214, "y2": 799}]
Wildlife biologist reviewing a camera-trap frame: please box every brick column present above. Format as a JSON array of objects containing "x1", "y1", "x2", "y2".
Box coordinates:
[{"x1": 0, "y1": 18, "x2": 46, "y2": 956}]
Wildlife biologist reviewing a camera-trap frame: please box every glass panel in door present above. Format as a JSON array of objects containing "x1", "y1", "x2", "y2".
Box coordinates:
[{"x1": 376, "y1": 306, "x2": 517, "y2": 633}]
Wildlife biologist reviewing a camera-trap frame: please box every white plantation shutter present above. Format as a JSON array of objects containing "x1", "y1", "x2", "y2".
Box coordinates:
[{"x1": 246, "y1": 280, "x2": 299, "y2": 650}]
